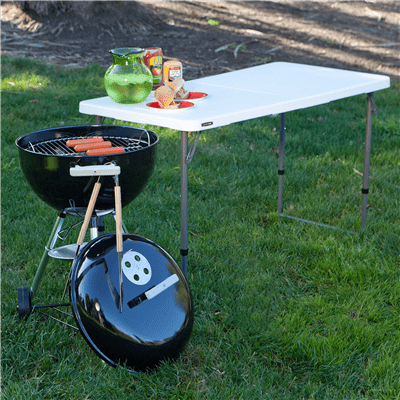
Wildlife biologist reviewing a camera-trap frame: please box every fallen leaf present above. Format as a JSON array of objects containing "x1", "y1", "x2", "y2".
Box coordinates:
[
  {"x1": 249, "y1": 144, "x2": 255, "y2": 151},
  {"x1": 245, "y1": 29, "x2": 267, "y2": 36},
  {"x1": 353, "y1": 168, "x2": 373, "y2": 178},
  {"x1": 208, "y1": 19, "x2": 220, "y2": 26},
  {"x1": 215, "y1": 43, "x2": 236, "y2": 53},
  {"x1": 30, "y1": 99, "x2": 38, "y2": 103},
  {"x1": 265, "y1": 46, "x2": 284, "y2": 54},
  {"x1": 234, "y1": 42, "x2": 247, "y2": 58},
  {"x1": 211, "y1": 367, "x2": 225, "y2": 375}
]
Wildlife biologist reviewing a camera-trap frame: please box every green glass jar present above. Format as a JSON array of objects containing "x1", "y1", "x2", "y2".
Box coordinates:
[{"x1": 104, "y1": 48, "x2": 153, "y2": 104}]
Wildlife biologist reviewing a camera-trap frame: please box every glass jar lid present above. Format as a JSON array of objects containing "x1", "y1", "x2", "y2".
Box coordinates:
[{"x1": 110, "y1": 48, "x2": 144, "y2": 57}]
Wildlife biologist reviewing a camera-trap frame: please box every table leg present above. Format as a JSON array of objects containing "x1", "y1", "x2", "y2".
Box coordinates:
[
  {"x1": 277, "y1": 113, "x2": 286, "y2": 213},
  {"x1": 180, "y1": 131, "x2": 189, "y2": 275},
  {"x1": 361, "y1": 93, "x2": 374, "y2": 230}
]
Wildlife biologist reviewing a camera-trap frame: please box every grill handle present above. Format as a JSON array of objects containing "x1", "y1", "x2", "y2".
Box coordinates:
[
  {"x1": 114, "y1": 184, "x2": 123, "y2": 312},
  {"x1": 114, "y1": 186, "x2": 123, "y2": 253},
  {"x1": 77, "y1": 182, "x2": 101, "y2": 246}
]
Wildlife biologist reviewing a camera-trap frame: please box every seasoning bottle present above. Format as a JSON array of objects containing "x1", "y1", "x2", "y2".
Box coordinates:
[
  {"x1": 163, "y1": 60, "x2": 183, "y2": 84},
  {"x1": 143, "y1": 47, "x2": 163, "y2": 90}
]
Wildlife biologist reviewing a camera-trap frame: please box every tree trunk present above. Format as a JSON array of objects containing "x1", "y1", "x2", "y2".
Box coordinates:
[
  {"x1": 13, "y1": 1, "x2": 163, "y2": 30},
  {"x1": 14, "y1": 0, "x2": 130, "y2": 17},
  {"x1": 15, "y1": 1, "x2": 73, "y2": 16}
]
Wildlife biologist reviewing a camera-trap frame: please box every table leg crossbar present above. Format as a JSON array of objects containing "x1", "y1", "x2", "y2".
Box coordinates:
[{"x1": 277, "y1": 92, "x2": 377, "y2": 232}]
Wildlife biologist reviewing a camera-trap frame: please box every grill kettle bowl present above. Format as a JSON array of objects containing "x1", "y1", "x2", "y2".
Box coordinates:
[{"x1": 16, "y1": 125, "x2": 158, "y2": 210}]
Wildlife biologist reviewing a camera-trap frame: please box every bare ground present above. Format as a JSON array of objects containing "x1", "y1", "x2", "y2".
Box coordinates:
[{"x1": 1, "y1": 1, "x2": 399, "y2": 81}]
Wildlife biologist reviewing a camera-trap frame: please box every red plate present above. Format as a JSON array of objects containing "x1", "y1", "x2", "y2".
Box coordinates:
[
  {"x1": 146, "y1": 101, "x2": 194, "y2": 110},
  {"x1": 188, "y1": 92, "x2": 208, "y2": 100}
]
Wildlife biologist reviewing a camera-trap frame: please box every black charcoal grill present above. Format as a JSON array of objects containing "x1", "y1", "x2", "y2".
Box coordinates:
[
  {"x1": 16, "y1": 124, "x2": 194, "y2": 371},
  {"x1": 15, "y1": 124, "x2": 159, "y2": 315},
  {"x1": 16, "y1": 125, "x2": 158, "y2": 210}
]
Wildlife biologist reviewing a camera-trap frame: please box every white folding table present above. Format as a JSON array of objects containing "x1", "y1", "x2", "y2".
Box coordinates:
[{"x1": 79, "y1": 62, "x2": 390, "y2": 274}]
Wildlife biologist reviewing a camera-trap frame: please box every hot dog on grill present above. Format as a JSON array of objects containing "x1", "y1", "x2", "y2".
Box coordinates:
[
  {"x1": 66, "y1": 137, "x2": 104, "y2": 147},
  {"x1": 74, "y1": 141, "x2": 112, "y2": 152},
  {"x1": 86, "y1": 147, "x2": 125, "y2": 156}
]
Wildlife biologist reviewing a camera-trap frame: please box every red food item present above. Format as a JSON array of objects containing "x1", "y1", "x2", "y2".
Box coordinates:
[
  {"x1": 146, "y1": 101, "x2": 194, "y2": 110},
  {"x1": 86, "y1": 147, "x2": 125, "y2": 156},
  {"x1": 74, "y1": 141, "x2": 112, "y2": 152},
  {"x1": 189, "y1": 92, "x2": 208, "y2": 99},
  {"x1": 66, "y1": 137, "x2": 104, "y2": 147},
  {"x1": 152, "y1": 67, "x2": 162, "y2": 76}
]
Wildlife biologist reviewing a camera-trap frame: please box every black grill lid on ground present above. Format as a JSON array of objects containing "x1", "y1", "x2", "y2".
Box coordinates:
[{"x1": 69, "y1": 233, "x2": 194, "y2": 371}]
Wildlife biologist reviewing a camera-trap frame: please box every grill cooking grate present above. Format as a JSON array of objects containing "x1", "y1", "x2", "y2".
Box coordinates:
[{"x1": 27, "y1": 134, "x2": 151, "y2": 156}]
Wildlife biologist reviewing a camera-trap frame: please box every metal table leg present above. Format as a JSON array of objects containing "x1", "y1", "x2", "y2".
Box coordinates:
[
  {"x1": 278, "y1": 92, "x2": 376, "y2": 232},
  {"x1": 180, "y1": 131, "x2": 189, "y2": 275},
  {"x1": 277, "y1": 113, "x2": 286, "y2": 213},
  {"x1": 179, "y1": 131, "x2": 201, "y2": 276},
  {"x1": 361, "y1": 92, "x2": 376, "y2": 230}
]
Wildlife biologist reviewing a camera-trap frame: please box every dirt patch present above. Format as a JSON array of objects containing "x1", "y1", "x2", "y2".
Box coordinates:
[{"x1": 1, "y1": 1, "x2": 399, "y2": 81}]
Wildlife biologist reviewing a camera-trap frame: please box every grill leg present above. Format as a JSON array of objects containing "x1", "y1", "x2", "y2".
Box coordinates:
[
  {"x1": 277, "y1": 113, "x2": 286, "y2": 213},
  {"x1": 90, "y1": 215, "x2": 99, "y2": 239},
  {"x1": 180, "y1": 131, "x2": 189, "y2": 276},
  {"x1": 31, "y1": 211, "x2": 66, "y2": 297},
  {"x1": 112, "y1": 211, "x2": 128, "y2": 233}
]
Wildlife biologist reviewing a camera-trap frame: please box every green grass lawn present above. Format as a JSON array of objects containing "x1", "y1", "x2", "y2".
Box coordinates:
[{"x1": 2, "y1": 55, "x2": 400, "y2": 399}]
